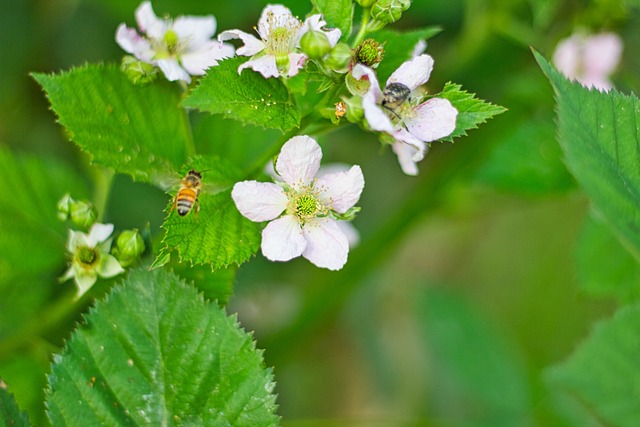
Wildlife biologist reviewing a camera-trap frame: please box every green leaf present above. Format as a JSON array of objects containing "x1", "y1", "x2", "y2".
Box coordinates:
[
  {"x1": 547, "y1": 303, "x2": 640, "y2": 426},
  {"x1": 312, "y1": 0, "x2": 354, "y2": 38},
  {"x1": 183, "y1": 58, "x2": 301, "y2": 133},
  {"x1": 372, "y1": 27, "x2": 442, "y2": 83},
  {"x1": 33, "y1": 64, "x2": 188, "y2": 182},
  {"x1": 46, "y1": 268, "x2": 279, "y2": 427},
  {"x1": 535, "y1": 50, "x2": 640, "y2": 261},
  {"x1": 170, "y1": 259, "x2": 237, "y2": 305},
  {"x1": 418, "y1": 289, "x2": 530, "y2": 425},
  {"x1": 0, "y1": 387, "x2": 32, "y2": 427},
  {"x1": 438, "y1": 82, "x2": 507, "y2": 141},
  {"x1": 575, "y1": 213, "x2": 640, "y2": 303},
  {"x1": 154, "y1": 156, "x2": 261, "y2": 270}
]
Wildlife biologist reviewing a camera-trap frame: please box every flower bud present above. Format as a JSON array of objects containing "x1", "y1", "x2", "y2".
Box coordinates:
[
  {"x1": 356, "y1": 0, "x2": 377, "y2": 7},
  {"x1": 300, "y1": 30, "x2": 332, "y2": 60},
  {"x1": 345, "y1": 72, "x2": 371, "y2": 96},
  {"x1": 69, "y1": 200, "x2": 97, "y2": 230},
  {"x1": 57, "y1": 193, "x2": 74, "y2": 221},
  {"x1": 324, "y1": 43, "x2": 353, "y2": 73},
  {"x1": 121, "y1": 55, "x2": 158, "y2": 84},
  {"x1": 114, "y1": 229, "x2": 145, "y2": 267},
  {"x1": 371, "y1": 0, "x2": 411, "y2": 24},
  {"x1": 353, "y1": 39, "x2": 384, "y2": 68},
  {"x1": 342, "y1": 96, "x2": 365, "y2": 123}
]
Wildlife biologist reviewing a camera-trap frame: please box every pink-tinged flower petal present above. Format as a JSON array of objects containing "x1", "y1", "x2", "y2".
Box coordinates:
[
  {"x1": 337, "y1": 221, "x2": 360, "y2": 248},
  {"x1": 238, "y1": 54, "x2": 279, "y2": 78},
  {"x1": 181, "y1": 42, "x2": 234, "y2": 75},
  {"x1": 115, "y1": 24, "x2": 154, "y2": 61},
  {"x1": 302, "y1": 218, "x2": 349, "y2": 270},
  {"x1": 286, "y1": 52, "x2": 308, "y2": 77},
  {"x1": 352, "y1": 64, "x2": 383, "y2": 102},
  {"x1": 88, "y1": 223, "x2": 114, "y2": 247},
  {"x1": 387, "y1": 54, "x2": 434, "y2": 90},
  {"x1": 98, "y1": 254, "x2": 125, "y2": 278},
  {"x1": 276, "y1": 136, "x2": 322, "y2": 187},
  {"x1": 173, "y1": 15, "x2": 216, "y2": 45},
  {"x1": 362, "y1": 92, "x2": 394, "y2": 133},
  {"x1": 262, "y1": 215, "x2": 307, "y2": 261},
  {"x1": 392, "y1": 139, "x2": 423, "y2": 176},
  {"x1": 257, "y1": 4, "x2": 295, "y2": 40},
  {"x1": 219, "y1": 30, "x2": 265, "y2": 56},
  {"x1": 411, "y1": 39, "x2": 427, "y2": 58},
  {"x1": 300, "y1": 14, "x2": 341, "y2": 46},
  {"x1": 553, "y1": 34, "x2": 581, "y2": 79},
  {"x1": 405, "y1": 97, "x2": 457, "y2": 142},
  {"x1": 232, "y1": 181, "x2": 288, "y2": 222},
  {"x1": 156, "y1": 59, "x2": 191, "y2": 83},
  {"x1": 135, "y1": 1, "x2": 166, "y2": 39},
  {"x1": 316, "y1": 165, "x2": 364, "y2": 213},
  {"x1": 583, "y1": 33, "x2": 622, "y2": 79}
]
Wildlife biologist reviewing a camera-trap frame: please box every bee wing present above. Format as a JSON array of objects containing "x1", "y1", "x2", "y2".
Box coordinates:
[
  {"x1": 151, "y1": 172, "x2": 181, "y2": 193},
  {"x1": 200, "y1": 181, "x2": 233, "y2": 196}
]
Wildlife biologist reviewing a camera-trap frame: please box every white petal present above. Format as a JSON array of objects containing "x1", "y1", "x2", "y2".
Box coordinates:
[
  {"x1": 392, "y1": 140, "x2": 420, "y2": 176},
  {"x1": 387, "y1": 54, "x2": 434, "y2": 90},
  {"x1": 59, "y1": 265, "x2": 75, "y2": 283},
  {"x1": 232, "y1": 181, "x2": 288, "y2": 222},
  {"x1": 173, "y1": 15, "x2": 216, "y2": 45},
  {"x1": 351, "y1": 64, "x2": 383, "y2": 102},
  {"x1": 316, "y1": 165, "x2": 364, "y2": 213},
  {"x1": 261, "y1": 215, "x2": 306, "y2": 262},
  {"x1": 238, "y1": 55, "x2": 279, "y2": 78},
  {"x1": 286, "y1": 52, "x2": 308, "y2": 77},
  {"x1": 362, "y1": 92, "x2": 394, "y2": 133},
  {"x1": 317, "y1": 163, "x2": 350, "y2": 177},
  {"x1": 411, "y1": 39, "x2": 427, "y2": 58},
  {"x1": 115, "y1": 24, "x2": 154, "y2": 61},
  {"x1": 584, "y1": 33, "x2": 622, "y2": 78},
  {"x1": 156, "y1": 59, "x2": 191, "y2": 83},
  {"x1": 219, "y1": 30, "x2": 265, "y2": 56},
  {"x1": 405, "y1": 98, "x2": 457, "y2": 142},
  {"x1": 337, "y1": 221, "x2": 360, "y2": 248},
  {"x1": 300, "y1": 14, "x2": 341, "y2": 46},
  {"x1": 181, "y1": 42, "x2": 234, "y2": 75},
  {"x1": 74, "y1": 271, "x2": 98, "y2": 298},
  {"x1": 553, "y1": 35, "x2": 581, "y2": 79},
  {"x1": 257, "y1": 4, "x2": 295, "y2": 40},
  {"x1": 302, "y1": 218, "x2": 349, "y2": 270},
  {"x1": 67, "y1": 229, "x2": 85, "y2": 252},
  {"x1": 276, "y1": 136, "x2": 322, "y2": 187},
  {"x1": 135, "y1": 1, "x2": 166, "y2": 39},
  {"x1": 88, "y1": 223, "x2": 114, "y2": 246},
  {"x1": 98, "y1": 254, "x2": 125, "y2": 278}
]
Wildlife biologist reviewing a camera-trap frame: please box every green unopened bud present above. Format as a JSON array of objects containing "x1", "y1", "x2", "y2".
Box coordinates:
[
  {"x1": 121, "y1": 55, "x2": 158, "y2": 85},
  {"x1": 356, "y1": 0, "x2": 377, "y2": 7},
  {"x1": 353, "y1": 39, "x2": 384, "y2": 68},
  {"x1": 114, "y1": 229, "x2": 145, "y2": 267},
  {"x1": 325, "y1": 43, "x2": 353, "y2": 73},
  {"x1": 341, "y1": 96, "x2": 365, "y2": 123},
  {"x1": 300, "y1": 30, "x2": 332, "y2": 59},
  {"x1": 69, "y1": 200, "x2": 97, "y2": 230},
  {"x1": 57, "y1": 193, "x2": 74, "y2": 221},
  {"x1": 371, "y1": 0, "x2": 411, "y2": 24}
]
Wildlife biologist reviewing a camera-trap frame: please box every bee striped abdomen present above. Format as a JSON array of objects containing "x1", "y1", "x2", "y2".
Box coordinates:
[{"x1": 176, "y1": 187, "x2": 198, "y2": 216}]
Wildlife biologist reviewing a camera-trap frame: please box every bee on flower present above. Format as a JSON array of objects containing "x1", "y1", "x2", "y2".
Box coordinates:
[
  {"x1": 232, "y1": 136, "x2": 364, "y2": 270},
  {"x1": 115, "y1": 1, "x2": 234, "y2": 83},
  {"x1": 219, "y1": 4, "x2": 341, "y2": 78},
  {"x1": 352, "y1": 54, "x2": 458, "y2": 175}
]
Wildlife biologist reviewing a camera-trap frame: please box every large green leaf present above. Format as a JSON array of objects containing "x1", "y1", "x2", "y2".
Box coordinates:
[
  {"x1": 312, "y1": 0, "x2": 354, "y2": 38},
  {"x1": 535, "y1": 50, "x2": 640, "y2": 260},
  {"x1": 438, "y1": 82, "x2": 507, "y2": 141},
  {"x1": 46, "y1": 268, "x2": 279, "y2": 426},
  {"x1": 547, "y1": 303, "x2": 640, "y2": 426},
  {"x1": 33, "y1": 65, "x2": 188, "y2": 182},
  {"x1": 153, "y1": 156, "x2": 262, "y2": 270},
  {"x1": 0, "y1": 387, "x2": 31, "y2": 427},
  {"x1": 183, "y1": 58, "x2": 301, "y2": 133}
]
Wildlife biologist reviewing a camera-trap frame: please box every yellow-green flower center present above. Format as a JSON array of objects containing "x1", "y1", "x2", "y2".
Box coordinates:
[
  {"x1": 78, "y1": 246, "x2": 98, "y2": 266},
  {"x1": 286, "y1": 183, "x2": 328, "y2": 225},
  {"x1": 163, "y1": 29, "x2": 179, "y2": 54},
  {"x1": 262, "y1": 11, "x2": 302, "y2": 75},
  {"x1": 296, "y1": 194, "x2": 318, "y2": 217}
]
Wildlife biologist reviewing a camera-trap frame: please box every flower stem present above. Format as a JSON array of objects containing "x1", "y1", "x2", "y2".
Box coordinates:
[
  {"x1": 352, "y1": 10, "x2": 371, "y2": 47},
  {"x1": 92, "y1": 168, "x2": 115, "y2": 222}
]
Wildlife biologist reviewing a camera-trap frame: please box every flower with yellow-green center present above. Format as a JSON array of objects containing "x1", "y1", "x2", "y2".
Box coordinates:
[
  {"x1": 115, "y1": 1, "x2": 234, "y2": 83},
  {"x1": 232, "y1": 136, "x2": 364, "y2": 270},
  {"x1": 219, "y1": 4, "x2": 341, "y2": 78},
  {"x1": 59, "y1": 223, "x2": 125, "y2": 298}
]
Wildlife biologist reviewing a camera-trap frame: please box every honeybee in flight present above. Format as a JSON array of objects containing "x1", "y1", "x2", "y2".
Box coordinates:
[{"x1": 173, "y1": 170, "x2": 202, "y2": 218}]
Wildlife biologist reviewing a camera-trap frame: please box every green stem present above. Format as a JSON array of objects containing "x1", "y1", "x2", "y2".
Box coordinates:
[
  {"x1": 92, "y1": 168, "x2": 115, "y2": 222},
  {"x1": 352, "y1": 10, "x2": 371, "y2": 47}
]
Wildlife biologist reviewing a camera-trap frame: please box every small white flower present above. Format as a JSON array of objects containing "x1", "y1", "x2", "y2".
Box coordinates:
[
  {"x1": 116, "y1": 1, "x2": 234, "y2": 83},
  {"x1": 353, "y1": 54, "x2": 458, "y2": 175},
  {"x1": 219, "y1": 4, "x2": 341, "y2": 78},
  {"x1": 232, "y1": 136, "x2": 364, "y2": 270},
  {"x1": 59, "y1": 223, "x2": 125, "y2": 297},
  {"x1": 553, "y1": 32, "x2": 622, "y2": 92}
]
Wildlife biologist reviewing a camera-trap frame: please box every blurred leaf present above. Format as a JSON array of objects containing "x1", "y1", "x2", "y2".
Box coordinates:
[
  {"x1": 536, "y1": 51, "x2": 640, "y2": 261},
  {"x1": 575, "y1": 212, "x2": 640, "y2": 303},
  {"x1": 0, "y1": 355, "x2": 49, "y2": 427},
  {"x1": 33, "y1": 65, "x2": 188, "y2": 182},
  {"x1": 0, "y1": 387, "x2": 31, "y2": 427},
  {"x1": 438, "y1": 82, "x2": 507, "y2": 141},
  {"x1": 46, "y1": 268, "x2": 279, "y2": 427},
  {"x1": 547, "y1": 303, "x2": 640, "y2": 426},
  {"x1": 183, "y1": 58, "x2": 301, "y2": 133},
  {"x1": 473, "y1": 115, "x2": 574, "y2": 194},
  {"x1": 311, "y1": 0, "x2": 354, "y2": 38},
  {"x1": 372, "y1": 27, "x2": 442, "y2": 83},
  {"x1": 419, "y1": 289, "x2": 530, "y2": 426},
  {"x1": 154, "y1": 156, "x2": 261, "y2": 270}
]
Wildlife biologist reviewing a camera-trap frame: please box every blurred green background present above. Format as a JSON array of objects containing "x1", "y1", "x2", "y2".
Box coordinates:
[{"x1": 1, "y1": 0, "x2": 638, "y2": 425}]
